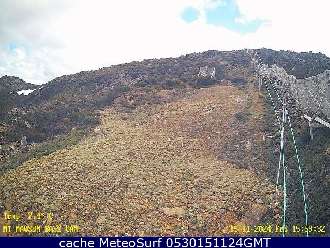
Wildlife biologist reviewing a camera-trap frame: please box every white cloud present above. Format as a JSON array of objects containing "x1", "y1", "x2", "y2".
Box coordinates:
[{"x1": 0, "y1": 0, "x2": 329, "y2": 84}]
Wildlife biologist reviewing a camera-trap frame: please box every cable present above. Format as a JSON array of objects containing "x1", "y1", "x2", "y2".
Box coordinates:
[
  {"x1": 262, "y1": 78, "x2": 283, "y2": 190},
  {"x1": 263, "y1": 79, "x2": 281, "y2": 126},
  {"x1": 262, "y1": 77, "x2": 287, "y2": 237},
  {"x1": 281, "y1": 98, "x2": 288, "y2": 237},
  {"x1": 287, "y1": 113, "x2": 309, "y2": 237},
  {"x1": 257, "y1": 61, "x2": 309, "y2": 237},
  {"x1": 268, "y1": 79, "x2": 309, "y2": 236}
]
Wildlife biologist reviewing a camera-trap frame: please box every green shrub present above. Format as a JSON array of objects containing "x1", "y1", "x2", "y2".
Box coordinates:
[{"x1": 0, "y1": 129, "x2": 87, "y2": 175}]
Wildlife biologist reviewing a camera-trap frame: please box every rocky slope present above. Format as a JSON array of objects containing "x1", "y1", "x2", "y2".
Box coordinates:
[
  {"x1": 256, "y1": 48, "x2": 330, "y2": 79},
  {"x1": 0, "y1": 83, "x2": 280, "y2": 236},
  {"x1": 2, "y1": 49, "x2": 330, "y2": 145},
  {"x1": 0, "y1": 75, "x2": 37, "y2": 92},
  {"x1": 0, "y1": 75, "x2": 38, "y2": 116},
  {"x1": 0, "y1": 49, "x2": 329, "y2": 236},
  {"x1": 257, "y1": 63, "x2": 330, "y2": 120}
]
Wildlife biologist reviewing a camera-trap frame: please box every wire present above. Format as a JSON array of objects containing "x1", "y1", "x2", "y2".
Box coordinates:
[
  {"x1": 262, "y1": 78, "x2": 283, "y2": 190},
  {"x1": 287, "y1": 113, "x2": 309, "y2": 237},
  {"x1": 281, "y1": 98, "x2": 288, "y2": 237},
  {"x1": 256, "y1": 60, "x2": 309, "y2": 237},
  {"x1": 260, "y1": 76, "x2": 287, "y2": 235},
  {"x1": 263, "y1": 79, "x2": 281, "y2": 126},
  {"x1": 261, "y1": 75, "x2": 309, "y2": 237},
  {"x1": 268, "y1": 79, "x2": 309, "y2": 236}
]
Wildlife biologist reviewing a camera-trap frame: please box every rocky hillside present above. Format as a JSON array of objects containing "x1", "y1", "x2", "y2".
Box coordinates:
[
  {"x1": 2, "y1": 49, "x2": 330, "y2": 145},
  {"x1": 3, "y1": 49, "x2": 330, "y2": 146},
  {"x1": 0, "y1": 75, "x2": 37, "y2": 92},
  {"x1": 0, "y1": 76, "x2": 39, "y2": 160},
  {"x1": 256, "y1": 48, "x2": 330, "y2": 79},
  {"x1": 0, "y1": 76, "x2": 38, "y2": 116},
  {"x1": 0, "y1": 49, "x2": 329, "y2": 236},
  {"x1": 1, "y1": 50, "x2": 252, "y2": 144},
  {"x1": 257, "y1": 63, "x2": 330, "y2": 120},
  {"x1": 0, "y1": 82, "x2": 281, "y2": 236}
]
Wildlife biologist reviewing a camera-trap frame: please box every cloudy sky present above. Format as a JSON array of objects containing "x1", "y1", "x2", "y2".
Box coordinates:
[{"x1": 0, "y1": 0, "x2": 329, "y2": 85}]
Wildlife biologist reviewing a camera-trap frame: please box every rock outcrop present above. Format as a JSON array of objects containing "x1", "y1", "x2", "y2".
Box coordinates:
[{"x1": 257, "y1": 63, "x2": 330, "y2": 120}]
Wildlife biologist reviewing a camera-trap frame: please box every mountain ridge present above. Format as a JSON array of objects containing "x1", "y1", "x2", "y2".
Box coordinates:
[{"x1": 1, "y1": 48, "x2": 330, "y2": 146}]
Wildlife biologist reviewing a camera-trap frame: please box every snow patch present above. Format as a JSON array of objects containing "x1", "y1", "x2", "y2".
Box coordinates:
[{"x1": 17, "y1": 89, "x2": 36, "y2": 95}]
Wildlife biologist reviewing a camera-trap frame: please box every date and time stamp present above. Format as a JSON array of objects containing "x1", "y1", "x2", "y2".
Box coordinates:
[{"x1": 0, "y1": 211, "x2": 327, "y2": 235}]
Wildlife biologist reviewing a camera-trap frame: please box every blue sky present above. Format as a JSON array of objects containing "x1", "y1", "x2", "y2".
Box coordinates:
[
  {"x1": 181, "y1": 0, "x2": 264, "y2": 34},
  {"x1": 181, "y1": 6, "x2": 200, "y2": 23},
  {"x1": 8, "y1": 42, "x2": 18, "y2": 51}
]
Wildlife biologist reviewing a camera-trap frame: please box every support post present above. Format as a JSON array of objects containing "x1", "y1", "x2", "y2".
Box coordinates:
[{"x1": 309, "y1": 120, "x2": 314, "y2": 141}]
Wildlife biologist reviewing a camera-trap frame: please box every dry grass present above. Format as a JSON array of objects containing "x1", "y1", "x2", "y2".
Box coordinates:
[{"x1": 0, "y1": 85, "x2": 279, "y2": 236}]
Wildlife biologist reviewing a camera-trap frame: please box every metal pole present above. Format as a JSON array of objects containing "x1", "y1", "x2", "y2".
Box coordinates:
[{"x1": 309, "y1": 120, "x2": 313, "y2": 141}]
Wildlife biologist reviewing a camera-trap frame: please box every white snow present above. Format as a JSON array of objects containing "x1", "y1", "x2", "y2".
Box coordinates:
[{"x1": 17, "y1": 89, "x2": 36, "y2": 95}]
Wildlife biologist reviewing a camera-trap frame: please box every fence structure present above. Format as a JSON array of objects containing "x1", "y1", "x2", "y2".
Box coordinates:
[{"x1": 248, "y1": 52, "x2": 330, "y2": 236}]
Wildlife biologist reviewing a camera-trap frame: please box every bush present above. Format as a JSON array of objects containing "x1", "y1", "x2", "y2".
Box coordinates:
[
  {"x1": 194, "y1": 78, "x2": 217, "y2": 88},
  {"x1": 0, "y1": 129, "x2": 87, "y2": 175}
]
